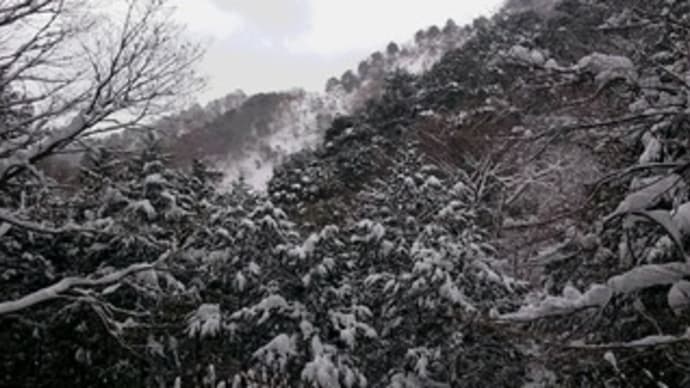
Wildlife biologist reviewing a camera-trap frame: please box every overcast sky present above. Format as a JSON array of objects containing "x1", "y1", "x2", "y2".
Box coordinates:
[{"x1": 172, "y1": 0, "x2": 504, "y2": 102}]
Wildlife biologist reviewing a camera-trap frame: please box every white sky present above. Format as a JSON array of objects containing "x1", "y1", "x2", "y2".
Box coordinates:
[{"x1": 172, "y1": 0, "x2": 504, "y2": 101}]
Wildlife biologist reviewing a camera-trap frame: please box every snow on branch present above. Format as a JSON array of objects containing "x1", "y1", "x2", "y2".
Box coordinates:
[
  {"x1": 0, "y1": 207, "x2": 99, "y2": 234},
  {"x1": 0, "y1": 262, "x2": 154, "y2": 316},
  {"x1": 499, "y1": 263, "x2": 690, "y2": 322},
  {"x1": 497, "y1": 284, "x2": 612, "y2": 322},
  {"x1": 567, "y1": 328, "x2": 690, "y2": 350}
]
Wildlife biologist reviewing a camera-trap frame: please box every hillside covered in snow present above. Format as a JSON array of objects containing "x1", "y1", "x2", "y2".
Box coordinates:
[
  {"x1": 4, "y1": 0, "x2": 690, "y2": 387},
  {"x1": 114, "y1": 16, "x2": 476, "y2": 190}
]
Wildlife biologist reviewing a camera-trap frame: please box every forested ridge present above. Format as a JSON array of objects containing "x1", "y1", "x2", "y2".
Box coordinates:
[{"x1": 4, "y1": 0, "x2": 690, "y2": 387}]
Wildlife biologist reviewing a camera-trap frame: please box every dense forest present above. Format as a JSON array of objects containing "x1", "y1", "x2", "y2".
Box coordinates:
[{"x1": 3, "y1": 0, "x2": 690, "y2": 387}]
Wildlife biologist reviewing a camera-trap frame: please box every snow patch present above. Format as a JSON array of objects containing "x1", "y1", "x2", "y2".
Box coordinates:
[
  {"x1": 574, "y1": 52, "x2": 637, "y2": 85},
  {"x1": 186, "y1": 304, "x2": 221, "y2": 338},
  {"x1": 253, "y1": 334, "x2": 297, "y2": 371}
]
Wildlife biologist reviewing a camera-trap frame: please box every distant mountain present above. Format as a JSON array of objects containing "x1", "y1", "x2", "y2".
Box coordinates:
[{"x1": 151, "y1": 16, "x2": 476, "y2": 189}]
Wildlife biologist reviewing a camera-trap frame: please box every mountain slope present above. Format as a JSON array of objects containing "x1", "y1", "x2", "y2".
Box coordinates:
[
  {"x1": 267, "y1": 0, "x2": 690, "y2": 385},
  {"x1": 154, "y1": 16, "x2": 476, "y2": 189},
  {"x1": 5, "y1": 0, "x2": 690, "y2": 387}
]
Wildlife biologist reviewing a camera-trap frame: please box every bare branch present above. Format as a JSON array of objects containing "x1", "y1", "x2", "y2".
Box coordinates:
[
  {"x1": 0, "y1": 0, "x2": 204, "y2": 186},
  {"x1": 0, "y1": 262, "x2": 154, "y2": 315},
  {"x1": 0, "y1": 0, "x2": 56, "y2": 27},
  {"x1": 0, "y1": 207, "x2": 102, "y2": 234},
  {"x1": 567, "y1": 330, "x2": 690, "y2": 350}
]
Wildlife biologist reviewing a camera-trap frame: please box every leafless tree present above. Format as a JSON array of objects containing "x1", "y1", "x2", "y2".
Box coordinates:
[
  {"x1": 0, "y1": 0, "x2": 204, "y2": 186},
  {"x1": 0, "y1": 0, "x2": 203, "y2": 315}
]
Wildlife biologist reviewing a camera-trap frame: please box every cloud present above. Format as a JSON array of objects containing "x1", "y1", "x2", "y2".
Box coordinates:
[
  {"x1": 210, "y1": 0, "x2": 311, "y2": 36},
  {"x1": 181, "y1": 0, "x2": 505, "y2": 99},
  {"x1": 172, "y1": 0, "x2": 244, "y2": 39},
  {"x1": 198, "y1": 44, "x2": 352, "y2": 97},
  {"x1": 287, "y1": 0, "x2": 503, "y2": 55}
]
